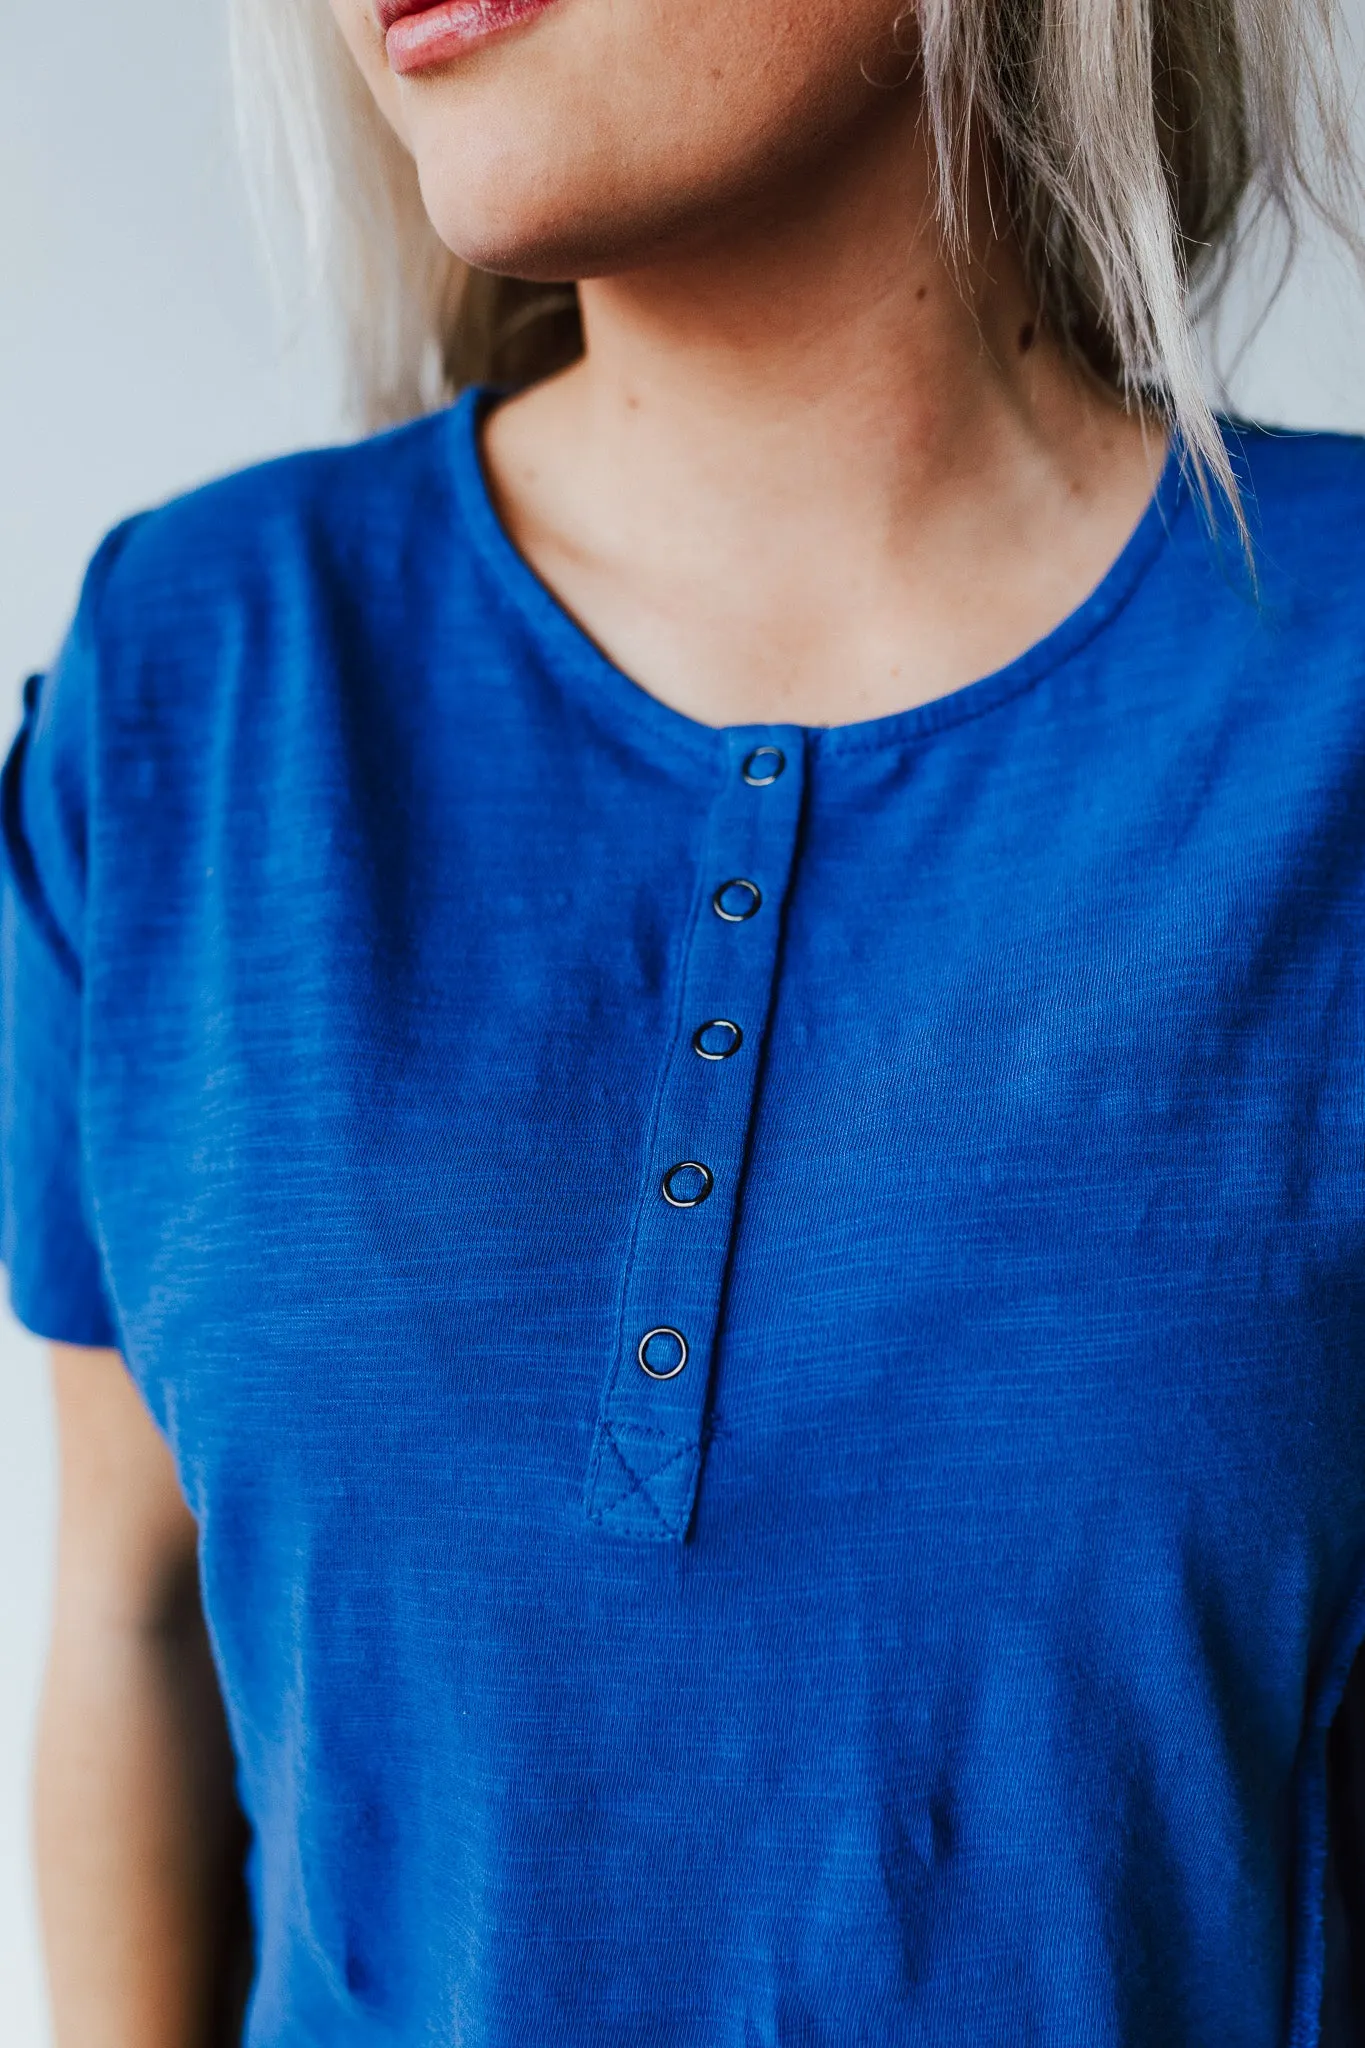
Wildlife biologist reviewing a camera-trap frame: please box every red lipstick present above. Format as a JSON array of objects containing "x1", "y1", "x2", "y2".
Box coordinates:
[{"x1": 380, "y1": 0, "x2": 562, "y2": 71}]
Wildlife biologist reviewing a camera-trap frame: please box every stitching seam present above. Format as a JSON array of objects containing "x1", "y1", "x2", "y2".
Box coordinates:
[{"x1": 588, "y1": 1427, "x2": 697, "y2": 1534}]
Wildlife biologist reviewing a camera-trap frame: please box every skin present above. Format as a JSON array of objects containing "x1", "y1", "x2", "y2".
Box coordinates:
[
  {"x1": 39, "y1": 1, "x2": 1165, "y2": 2036},
  {"x1": 328, "y1": 0, "x2": 1166, "y2": 727},
  {"x1": 37, "y1": 1346, "x2": 248, "y2": 2046}
]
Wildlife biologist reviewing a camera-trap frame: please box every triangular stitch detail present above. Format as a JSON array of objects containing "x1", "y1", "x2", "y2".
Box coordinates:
[
  {"x1": 597, "y1": 1430, "x2": 695, "y2": 1518},
  {"x1": 590, "y1": 1427, "x2": 698, "y2": 1537}
]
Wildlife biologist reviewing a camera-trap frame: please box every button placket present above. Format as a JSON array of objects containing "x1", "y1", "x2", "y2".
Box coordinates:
[{"x1": 586, "y1": 726, "x2": 805, "y2": 1541}]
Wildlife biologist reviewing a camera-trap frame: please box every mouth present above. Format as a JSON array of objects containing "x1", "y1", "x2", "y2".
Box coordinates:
[{"x1": 379, "y1": 0, "x2": 562, "y2": 70}]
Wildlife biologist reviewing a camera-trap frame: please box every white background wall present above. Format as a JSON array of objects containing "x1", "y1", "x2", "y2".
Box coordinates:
[{"x1": 3, "y1": 3, "x2": 1365, "y2": 2040}]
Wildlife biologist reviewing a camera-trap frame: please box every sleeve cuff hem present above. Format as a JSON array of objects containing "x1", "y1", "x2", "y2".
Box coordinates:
[{"x1": 6, "y1": 1275, "x2": 118, "y2": 1350}]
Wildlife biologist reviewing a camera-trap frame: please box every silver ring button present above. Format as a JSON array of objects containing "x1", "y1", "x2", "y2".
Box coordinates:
[
  {"x1": 712, "y1": 877, "x2": 762, "y2": 922},
  {"x1": 638, "y1": 1327, "x2": 688, "y2": 1379},
  {"x1": 742, "y1": 746, "x2": 785, "y2": 787},
  {"x1": 692, "y1": 1018, "x2": 743, "y2": 1061},
  {"x1": 661, "y1": 1161, "x2": 714, "y2": 1208}
]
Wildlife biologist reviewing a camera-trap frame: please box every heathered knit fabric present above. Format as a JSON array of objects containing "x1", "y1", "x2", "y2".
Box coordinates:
[{"x1": 5, "y1": 392, "x2": 1365, "y2": 2045}]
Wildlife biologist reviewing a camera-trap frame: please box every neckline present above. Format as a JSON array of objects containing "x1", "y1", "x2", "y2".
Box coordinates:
[{"x1": 446, "y1": 384, "x2": 1190, "y2": 761}]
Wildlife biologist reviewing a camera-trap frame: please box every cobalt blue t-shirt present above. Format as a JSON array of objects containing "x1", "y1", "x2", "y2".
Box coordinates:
[{"x1": 5, "y1": 390, "x2": 1365, "y2": 2046}]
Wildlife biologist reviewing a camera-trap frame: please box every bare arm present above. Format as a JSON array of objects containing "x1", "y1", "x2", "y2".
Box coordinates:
[{"x1": 35, "y1": 1344, "x2": 250, "y2": 2048}]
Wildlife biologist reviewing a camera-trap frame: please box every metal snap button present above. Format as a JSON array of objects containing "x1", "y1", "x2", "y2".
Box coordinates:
[
  {"x1": 712, "y1": 877, "x2": 762, "y2": 922},
  {"x1": 661, "y1": 1161, "x2": 714, "y2": 1208},
  {"x1": 692, "y1": 1018, "x2": 743, "y2": 1061},
  {"x1": 742, "y1": 745, "x2": 785, "y2": 787},
  {"x1": 638, "y1": 1326, "x2": 688, "y2": 1379}
]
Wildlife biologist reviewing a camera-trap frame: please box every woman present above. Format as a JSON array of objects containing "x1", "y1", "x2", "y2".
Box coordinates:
[{"x1": 6, "y1": 0, "x2": 1365, "y2": 2037}]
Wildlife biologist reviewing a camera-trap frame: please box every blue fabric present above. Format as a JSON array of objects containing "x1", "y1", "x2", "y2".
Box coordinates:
[{"x1": 6, "y1": 389, "x2": 1365, "y2": 2046}]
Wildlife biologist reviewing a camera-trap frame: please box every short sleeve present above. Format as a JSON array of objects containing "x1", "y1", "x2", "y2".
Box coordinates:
[{"x1": 1, "y1": 546, "x2": 123, "y2": 1349}]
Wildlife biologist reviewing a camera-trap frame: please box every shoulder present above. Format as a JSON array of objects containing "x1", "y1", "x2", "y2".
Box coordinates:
[
  {"x1": 1161, "y1": 423, "x2": 1365, "y2": 716},
  {"x1": 54, "y1": 401, "x2": 497, "y2": 800},
  {"x1": 22, "y1": 402, "x2": 494, "y2": 898},
  {"x1": 87, "y1": 405, "x2": 467, "y2": 647},
  {"x1": 1225, "y1": 421, "x2": 1365, "y2": 593}
]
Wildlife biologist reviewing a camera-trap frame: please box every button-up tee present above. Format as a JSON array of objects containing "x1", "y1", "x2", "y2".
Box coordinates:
[{"x1": 5, "y1": 389, "x2": 1365, "y2": 2046}]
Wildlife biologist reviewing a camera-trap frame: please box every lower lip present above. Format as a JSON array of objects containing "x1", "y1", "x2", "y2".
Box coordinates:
[{"x1": 385, "y1": 0, "x2": 560, "y2": 70}]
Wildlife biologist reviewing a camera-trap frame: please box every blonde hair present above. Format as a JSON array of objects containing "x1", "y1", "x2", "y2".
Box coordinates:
[{"x1": 229, "y1": 0, "x2": 1359, "y2": 506}]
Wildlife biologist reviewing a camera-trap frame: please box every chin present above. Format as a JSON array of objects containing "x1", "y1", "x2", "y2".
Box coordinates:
[
  {"x1": 408, "y1": 126, "x2": 725, "y2": 281},
  {"x1": 413, "y1": 170, "x2": 618, "y2": 279},
  {"x1": 332, "y1": 0, "x2": 893, "y2": 278}
]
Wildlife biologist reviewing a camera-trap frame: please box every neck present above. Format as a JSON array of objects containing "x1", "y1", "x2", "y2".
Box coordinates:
[
  {"x1": 573, "y1": 102, "x2": 1119, "y2": 529},
  {"x1": 483, "y1": 101, "x2": 1164, "y2": 728}
]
